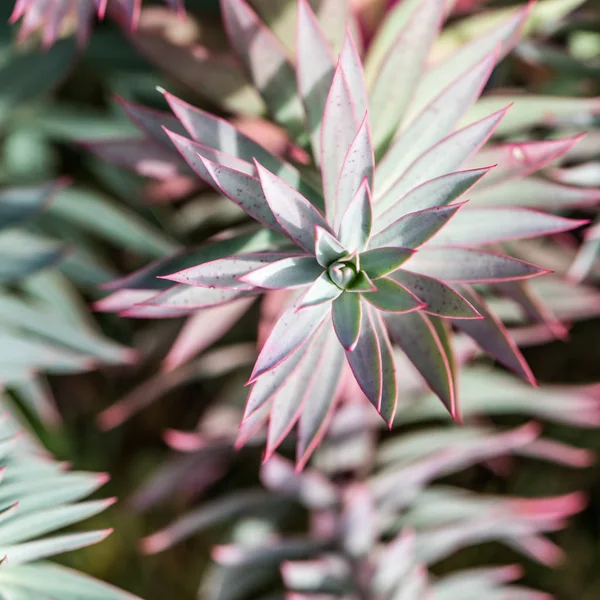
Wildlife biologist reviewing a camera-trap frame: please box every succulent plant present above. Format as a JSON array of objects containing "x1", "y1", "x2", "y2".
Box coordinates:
[{"x1": 96, "y1": 0, "x2": 592, "y2": 466}]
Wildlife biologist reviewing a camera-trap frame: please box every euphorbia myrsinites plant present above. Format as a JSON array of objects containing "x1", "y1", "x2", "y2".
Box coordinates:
[{"x1": 138, "y1": 0, "x2": 590, "y2": 467}]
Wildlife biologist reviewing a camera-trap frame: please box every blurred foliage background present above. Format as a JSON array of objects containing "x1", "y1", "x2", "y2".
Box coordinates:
[{"x1": 3, "y1": 0, "x2": 600, "y2": 599}]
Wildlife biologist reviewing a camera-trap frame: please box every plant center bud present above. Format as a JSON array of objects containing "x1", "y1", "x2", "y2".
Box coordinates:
[{"x1": 327, "y1": 261, "x2": 357, "y2": 290}]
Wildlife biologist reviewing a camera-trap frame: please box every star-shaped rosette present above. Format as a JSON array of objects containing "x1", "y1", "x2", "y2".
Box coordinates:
[{"x1": 96, "y1": 0, "x2": 587, "y2": 466}]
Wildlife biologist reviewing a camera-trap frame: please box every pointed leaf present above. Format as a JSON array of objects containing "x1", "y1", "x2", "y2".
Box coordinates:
[
  {"x1": 493, "y1": 280, "x2": 567, "y2": 340},
  {"x1": 297, "y1": 326, "x2": 345, "y2": 470},
  {"x1": 465, "y1": 94, "x2": 600, "y2": 137},
  {"x1": 370, "y1": 203, "x2": 465, "y2": 250},
  {"x1": 164, "y1": 91, "x2": 321, "y2": 205},
  {"x1": 0, "y1": 183, "x2": 60, "y2": 231},
  {"x1": 0, "y1": 232, "x2": 66, "y2": 283},
  {"x1": 371, "y1": 308, "x2": 398, "y2": 426},
  {"x1": 430, "y1": 207, "x2": 588, "y2": 246},
  {"x1": 244, "y1": 339, "x2": 312, "y2": 420},
  {"x1": 335, "y1": 117, "x2": 375, "y2": 230},
  {"x1": 339, "y1": 29, "x2": 369, "y2": 123},
  {"x1": 390, "y1": 270, "x2": 481, "y2": 319},
  {"x1": 333, "y1": 291, "x2": 362, "y2": 351},
  {"x1": 256, "y1": 161, "x2": 332, "y2": 253},
  {"x1": 315, "y1": 225, "x2": 348, "y2": 267},
  {"x1": 240, "y1": 256, "x2": 323, "y2": 289},
  {"x1": 360, "y1": 247, "x2": 414, "y2": 279},
  {"x1": 221, "y1": 0, "x2": 304, "y2": 138},
  {"x1": 321, "y1": 63, "x2": 360, "y2": 222},
  {"x1": 143, "y1": 285, "x2": 255, "y2": 310},
  {"x1": 0, "y1": 530, "x2": 111, "y2": 565},
  {"x1": 376, "y1": 50, "x2": 497, "y2": 197},
  {"x1": 404, "y1": 248, "x2": 549, "y2": 283},
  {"x1": 248, "y1": 297, "x2": 331, "y2": 382},
  {"x1": 164, "y1": 298, "x2": 255, "y2": 372},
  {"x1": 470, "y1": 136, "x2": 584, "y2": 188},
  {"x1": 369, "y1": 0, "x2": 444, "y2": 153},
  {"x1": 376, "y1": 167, "x2": 491, "y2": 225},
  {"x1": 296, "y1": 0, "x2": 335, "y2": 162},
  {"x1": 386, "y1": 311, "x2": 456, "y2": 417},
  {"x1": 363, "y1": 277, "x2": 425, "y2": 314},
  {"x1": 407, "y1": 4, "x2": 530, "y2": 122},
  {"x1": 468, "y1": 177, "x2": 600, "y2": 210},
  {"x1": 377, "y1": 108, "x2": 509, "y2": 214},
  {"x1": 117, "y1": 97, "x2": 187, "y2": 148},
  {"x1": 339, "y1": 178, "x2": 373, "y2": 252},
  {"x1": 454, "y1": 286, "x2": 536, "y2": 386},
  {"x1": 348, "y1": 270, "x2": 378, "y2": 292},
  {"x1": 165, "y1": 252, "x2": 303, "y2": 289},
  {"x1": 165, "y1": 128, "x2": 253, "y2": 182},
  {"x1": 297, "y1": 273, "x2": 342, "y2": 309},
  {"x1": 265, "y1": 327, "x2": 328, "y2": 459},
  {"x1": 199, "y1": 157, "x2": 284, "y2": 234},
  {"x1": 345, "y1": 300, "x2": 382, "y2": 411}
]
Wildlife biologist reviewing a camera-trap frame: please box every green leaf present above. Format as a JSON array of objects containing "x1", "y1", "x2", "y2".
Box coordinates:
[
  {"x1": 332, "y1": 291, "x2": 362, "y2": 351},
  {"x1": 0, "y1": 183, "x2": 59, "y2": 231},
  {"x1": 265, "y1": 326, "x2": 330, "y2": 460},
  {"x1": 370, "y1": 308, "x2": 398, "y2": 427},
  {"x1": 0, "y1": 530, "x2": 111, "y2": 565},
  {"x1": 240, "y1": 256, "x2": 323, "y2": 289},
  {"x1": 453, "y1": 286, "x2": 536, "y2": 386},
  {"x1": 386, "y1": 311, "x2": 456, "y2": 417},
  {"x1": 0, "y1": 563, "x2": 142, "y2": 600},
  {"x1": 377, "y1": 109, "x2": 508, "y2": 215},
  {"x1": 345, "y1": 301, "x2": 382, "y2": 412},
  {"x1": 199, "y1": 157, "x2": 286, "y2": 235},
  {"x1": 256, "y1": 162, "x2": 332, "y2": 253},
  {"x1": 406, "y1": 4, "x2": 529, "y2": 124},
  {"x1": 143, "y1": 285, "x2": 256, "y2": 311},
  {"x1": 0, "y1": 231, "x2": 66, "y2": 283},
  {"x1": 297, "y1": 273, "x2": 342, "y2": 309},
  {"x1": 50, "y1": 187, "x2": 179, "y2": 259},
  {"x1": 104, "y1": 228, "x2": 280, "y2": 291},
  {"x1": 248, "y1": 297, "x2": 331, "y2": 382},
  {"x1": 166, "y1": 252, "x2": 304, "y2": 289},
  {"x1": 469, "y1": 177, "x2": 600, "y2": 210},
  {"x1": 221, "y1": 0, "x2": 305, "y2": 139},
  {"x1": 265, "y1": 326, "x2": 328, "y2": 460},
  {"x1": 376, "y1": 51, "x2": 496, "y2": 198},
  {"x1": 369, "y1": 0, "x2": 443, "y2": 154},
  {"x1": 0, "y1": 293, "x2": 135, "y2": 365},
  {"x1": 314, "y1": 225, "x2": 348, "y2": 267},
  {"x1": 339, "y1": 30, "x2": 369, "y2": 123},
  {"x1": 348, "y1": 270, "x2": 377, "y2": 292},
  {"x1": 389, "y1": 271, "x2": 481, "y2": 319},
  {"x1": 0, "y1": 500, "x2": 114, "y2": 546},
  {"x1": 430, "y1": 208, "x2": 587, "y2": 247},
  {"x1": 164, "y1": 91, "x2": 322, "y2": 206},
  {"x1": 338, "y1": 178, "x2": 372, "y2": 253},
  {"x1": 244, "y1": 338, "x2": 314, "y2": 420},
  {"x1": 375, "y1": 167, "x2": 491, "y2": 225},
  {"x1": 0, "y1": 39, "x2": 76, "y2": 126},
  {"x1": 362, "y1": 277, "x2": 424, "y2": 314},
  {"x1": 296, "y1": 0, "x2": 335, "y2": 163},
  {"x1": 469, "y1": 137, "x2": 582, "y2": 189},
  {"x1": 335, "y1": 117, "x2": 374, "y2": 230},
  {"x1": 464, "y1": 95, "x2": 600, "y2": 137},
  {"x1": 370, "y1": 203, "x2": 465, "y2": 250},
  {"x1": 360, "y1": 247, "x2": 414, "y2": 279},
  {"x1": 321, "y1": 62, "x2": 360, "y2": 223},
  {"x1": 404, "y1": 247, "x2": 548, "y2": 283}
]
